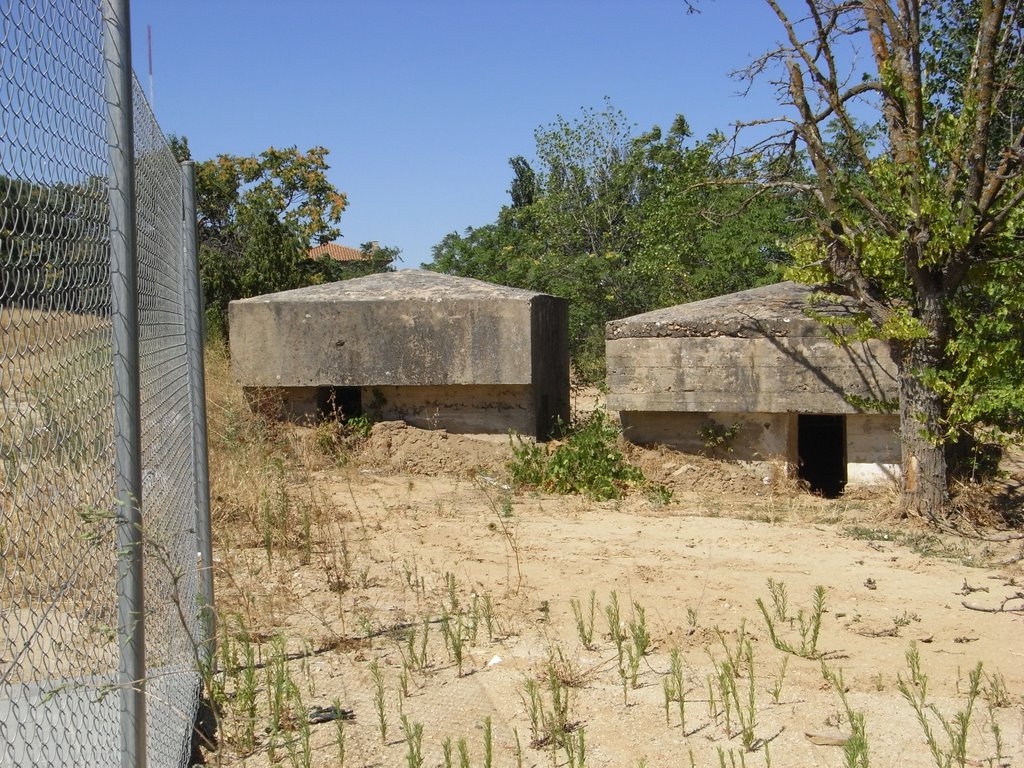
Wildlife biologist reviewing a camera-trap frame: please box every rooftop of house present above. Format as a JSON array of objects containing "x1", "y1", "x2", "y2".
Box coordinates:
[
  {"x1": 309, "y1": 242, "x2": 376, "y2": 262},
  {"x1": 606, "y1": 281, "x2": 868, "y2": 339}
]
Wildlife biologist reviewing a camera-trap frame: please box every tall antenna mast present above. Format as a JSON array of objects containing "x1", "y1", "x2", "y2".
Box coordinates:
[{"x1": 147, "y1": 25, "x2": 154, "y2": 108}]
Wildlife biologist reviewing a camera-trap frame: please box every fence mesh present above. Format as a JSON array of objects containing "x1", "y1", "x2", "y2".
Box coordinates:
[
  {"x1": 133, "y1": 75, "x2": 204, "y2": 764},
  {"x1": 1, "y1": 2, "x2": 208, "y2": 766}
]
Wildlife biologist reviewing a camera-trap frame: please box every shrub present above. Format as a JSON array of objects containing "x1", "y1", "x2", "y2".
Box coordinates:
[{"x1": 508, "y1": 411, "x2": 644, "y2": 500}]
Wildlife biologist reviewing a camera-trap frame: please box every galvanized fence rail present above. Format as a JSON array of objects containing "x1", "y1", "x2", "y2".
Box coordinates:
[{"x1": 1, "y1": 1, "x2": 213, "y2": 766}]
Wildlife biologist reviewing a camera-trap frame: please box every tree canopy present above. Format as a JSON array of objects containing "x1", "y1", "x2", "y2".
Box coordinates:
[
  {"x1": 171, "y1": 137, "x2": 396, "y2": 336},
  {"x1": 428, "y1": 102, "x2": 804, "y2": 380},
  {"x1": 737, "y1": 0, "x2": 1024, "y2": 519}
]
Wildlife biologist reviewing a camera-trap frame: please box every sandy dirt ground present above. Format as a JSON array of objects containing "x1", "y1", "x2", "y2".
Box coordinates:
[{"x1": 210, "y1": 420, "x2": 1024, "y2": 768}]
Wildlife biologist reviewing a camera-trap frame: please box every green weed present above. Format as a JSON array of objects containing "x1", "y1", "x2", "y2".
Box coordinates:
[
  {"x1": 483, "y1": 716, "x2": 493, "y2": 768},
  {"x1": 897, "y1": 644, "x2": 983, "y2": 768},
  {"x1": 370, "y1": 660, "x2": 387, "y2": 743},
  {"x1": 570, "y1": 590, "x2": 598, "y2": 650},
  {"x1": 508, "y1": 410, "x2": 644, "y2": 500},
  {"x1": 757, "y1": 581, "x2": 827, "y2": 659},
  {"x1": 520, "y1": 660, "x2": 576, "y2": 752},
  {"x1": 712, "y1": 626, "x2": 758, "y2": 749},
  {"x1": 768, "y1": 656, "x2": 789, "y2": 704},
  {"x1": 663, "y1": 646, "x2": 687, "y2": 729},
  {"x1": 401, "y1": 715, "x2": 425, "y2": 768},
  {"x1": 821, "y1": 662, "x2": 869, "y2": 768},
  {"x1": 699, "y1": 421, "x2": 742, "y2": 455}
]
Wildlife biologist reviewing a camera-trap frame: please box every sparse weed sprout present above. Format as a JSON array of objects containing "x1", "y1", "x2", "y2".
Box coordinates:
[
  {"x1": 898, "y1": 644, "x2": 984, "y2": 768},
  {"x1": 757, "y1": 580, "x2": 827, "y2": 659},
  {"x1": 371, "y1": 660, "x2": 388, "y2": 743},
  {"x1": 401, "y1": 715, "x2": 425, "y2": 768},
  {"x1": 663, "y1": 647, "x2": 687, "y2": 729},
  {"x1": 520, "y1": 660, "x2": 576, "y2": 752},
  {"x1": 821, "y1": 662, "x2": 869, "y2": 768},
  {"x1": 698, "y1": 421, "x2": 742, "y2": 455},
  {"x1": 571, "y1": 591, "x2": 598, "y2": 649}
]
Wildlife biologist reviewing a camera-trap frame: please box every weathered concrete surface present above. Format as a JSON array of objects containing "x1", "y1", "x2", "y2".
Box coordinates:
[
  {"x1": 230, "y1": 271, "x2": 569, "y2": 438},
  {"x1": 607, "y1": 335, "x2": 897, "y2": 414},
  {"x1": 847, "y1": 413, "x2": 901, "y2": 486},
  {"x1": 606, "y1": 281, "x2": 869, "y2": 339},
  {"x1": 619, "y1": 411, "x2": 791, "y2": 461},
  {"x1": 618, "y1": 410, "x2": 900, "y2": 488},
  {"x1": 606, "y1": 282, "x2": 898, "y2": 415},
  {"x1": 245, "y1": 384, "x2": 537, "y2": 435},
  {"x1": 362, "y1": 384, "x2": 535, "y2": 434}
]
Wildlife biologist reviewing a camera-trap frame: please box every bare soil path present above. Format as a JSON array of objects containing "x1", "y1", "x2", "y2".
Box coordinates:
[{"x1": 212, "y1": 424, "x2": 1024, "y2": 768}]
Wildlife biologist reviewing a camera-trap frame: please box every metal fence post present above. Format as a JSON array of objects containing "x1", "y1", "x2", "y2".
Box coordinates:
[
  {"x1": 181, "y1": 160, "x2": 216, "y2": 665},
  {"x1": 103, "y1": 0, "x2": 147, "y2": 766}
]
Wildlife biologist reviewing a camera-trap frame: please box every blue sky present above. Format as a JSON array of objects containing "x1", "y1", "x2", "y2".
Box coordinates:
[{"x1": 129, "y1": 1, "x2": 792, "y2": 267}]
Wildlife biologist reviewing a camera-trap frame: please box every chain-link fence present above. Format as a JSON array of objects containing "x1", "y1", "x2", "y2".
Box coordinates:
[{"x1": 1, "y1": 2, "x2": 213, "y2": 766}]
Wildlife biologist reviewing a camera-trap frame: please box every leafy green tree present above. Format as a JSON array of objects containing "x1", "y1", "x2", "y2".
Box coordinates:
[
  {"x1": 743, "y1": 0, "x2": 1024, "y2": 520},
  {"x1": 172, "y1": 137, "x2": 395, "y2": 336},
  {"x1": 428, "y1": 103, "x2": 802, "y2": 380},
  {"x1": 630, "y1": 117, "x2": 801, "y2": 307}
]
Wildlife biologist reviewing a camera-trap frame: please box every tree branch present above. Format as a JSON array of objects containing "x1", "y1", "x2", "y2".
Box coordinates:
[{"x1": 960, "y1": 0, "x2": 1009, "y2": 222}]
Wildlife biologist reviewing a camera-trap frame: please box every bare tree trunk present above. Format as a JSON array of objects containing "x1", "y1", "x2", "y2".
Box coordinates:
[{"x1": 891, "y1": 306, "x2": 951, "y2": 521}]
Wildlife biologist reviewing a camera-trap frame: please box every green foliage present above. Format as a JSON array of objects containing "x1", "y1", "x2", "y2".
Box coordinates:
[
  {"x1": 941, "y1": 257, "x2": 1024, "y2": 439},
  {"x1": 313, "y1": 413, "x2": 373, "y2": 458},
  {"x1": 427, "y1": 102, "x2": 803, "y2": 382},
  {"x1": 506, "y1": 436, "x2": 548, "y2": 490},
  {"x1": 508, "y1": 411, "x2": 644, "y2": 500},
  {"x1": 698, "y1": 421, "x2": 742, "y2": 456},
  {"x1": 172, "y1": 137, "x2": 396, "y2": 337},
  {"x1": 750, "y1": 2, "x2": 1024, "y2": 514},
  {"x1": 756, "y1": 581, "x2": 827, "y2": 659}
]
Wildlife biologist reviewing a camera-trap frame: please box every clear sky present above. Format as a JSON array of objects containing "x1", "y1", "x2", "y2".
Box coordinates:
[{"x1": 129, "y1": 1, "x2": 792, "y2": 267}]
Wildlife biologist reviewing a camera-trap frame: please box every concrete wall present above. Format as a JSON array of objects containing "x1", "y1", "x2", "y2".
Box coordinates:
[
  {"x1": 365, "y1": 384, "x2": 535, "y2": 435},
  {"x1": 619, "y1": 411, "x2": 791, "y2": 461},
  {"x1": 230, "y1": 293, "x2": 534, "y2": 387},
  {"x1": 243, "y1": 386, "x2": 321, "y2": 422},
  {"x1": 618, "y1": 410, "x2": 900, "y2": 488},
  {"x1": 607, "y1": 335, "x2": 898, "y2": 415},
  {"x1": 244, "y1": 383, "x2": 537, "y2": 435},
  {"x1": 846, "y1": 413, "x2": 901, "y2": 487},
  {"x1": 229, "y1": 271, "x2": 569, "y2": 438},
  {"x1": 606, "y1": 283, "x2": 903, "y2": 489}
]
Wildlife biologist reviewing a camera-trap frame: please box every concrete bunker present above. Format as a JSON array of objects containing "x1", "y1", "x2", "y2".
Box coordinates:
[
  {"x1": 229, "y1": 270, "x2": 570, "y2": 440},
  {"x1": 606, "y1": 282, "x2": 901, "y2": 495}
]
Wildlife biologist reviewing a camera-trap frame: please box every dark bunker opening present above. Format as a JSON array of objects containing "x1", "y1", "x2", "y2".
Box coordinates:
[
  {"x1": 797, "y1": 414, "x2": 846, "y2": 498},
  {"x1": 318, "y1": 386, "x2": 362, "y2": 421}
]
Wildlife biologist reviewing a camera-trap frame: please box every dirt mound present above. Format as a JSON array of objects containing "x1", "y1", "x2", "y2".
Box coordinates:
[
  {"x1": 624, "y1": 441, "x2": 785, "y2": 497},
  {"x1": 354, "y1": 421, "x2": 782, "y2": 496},
  {"x1": 355, "y1": 420, "x2": 512, "y2": 476}
]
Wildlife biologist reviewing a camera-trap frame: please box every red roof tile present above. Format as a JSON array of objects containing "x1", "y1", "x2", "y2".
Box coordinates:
[{"x1": 309, "y1": 243, "x2": 369, "y2": 262}]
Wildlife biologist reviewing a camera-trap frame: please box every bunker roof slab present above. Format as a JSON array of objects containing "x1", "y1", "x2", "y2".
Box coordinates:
[
  {"x1": 606, "y1": 281, "x2": 866, "y2": 339},
  {"x1": 231, "y1": 269, "x2": 546, "y2": 305}
]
